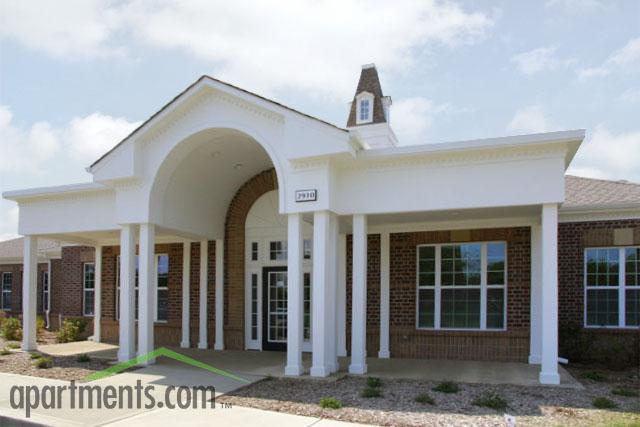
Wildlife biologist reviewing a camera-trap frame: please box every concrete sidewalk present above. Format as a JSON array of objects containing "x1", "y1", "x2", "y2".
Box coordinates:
[{"x1": 0, "y1": 372, "x2": 371, "y2": 427}]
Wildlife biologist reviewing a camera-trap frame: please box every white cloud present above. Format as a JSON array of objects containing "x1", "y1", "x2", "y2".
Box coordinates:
[
  {"x1": 0, "y1": 106, "x2": 140, "y2": 238},
  {"x1": 0, "y1": 0, "x2": 125, "y2": 59},
  {"x1": 0, "y1": 105, "x2": 61, "y2": 174},
  {"x1": 0, "y1": 202, "x2": 19, "y2": 242},
  {"x1": 578, "y1": 37, "x2": 640, "y2": 81},
  {"x1": 0, "y1": 0, "x2": 495, "y2": 97},
  {"x1": 617, "y1": 88, "x2": 640, "y2": 103},
  {"x1": 568, "y1": 125, "x2": 640, "y2": 182},
  {"x1": 506, "y1": 105, "x2": 550, "y2": 134},
  {"x1": 392, "y1": 97, "x2": 467, "y2": 144},
  {"x1": 510, "y1": 46, "x2": 571, "y2": 75},
  {"x1": 66, "y1": 113, "x2": 141, "y2": 162}
]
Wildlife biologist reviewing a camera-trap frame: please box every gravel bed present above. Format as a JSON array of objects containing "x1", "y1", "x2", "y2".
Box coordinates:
[
  {"x1": 218, "y1": 368, "x2": 640, "y2": 427},
  {"x1": 0, "y1": 337, "x2": 109, "y2": 382}
]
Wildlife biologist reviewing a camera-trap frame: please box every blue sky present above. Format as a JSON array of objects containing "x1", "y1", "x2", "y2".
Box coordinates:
[{"x1": 1, "y1": 0, "x2": 639, "y2": 240}]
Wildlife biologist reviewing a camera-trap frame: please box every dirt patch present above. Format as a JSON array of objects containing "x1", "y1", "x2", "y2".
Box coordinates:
[
  {"x1": 0, "y1": 337, "x2": 109, "y2": 382},
  {"x1": 218, "y1": 369, "x2": 640, "y2": 427}
]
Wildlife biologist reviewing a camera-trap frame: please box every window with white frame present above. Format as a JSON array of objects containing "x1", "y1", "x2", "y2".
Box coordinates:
[
  {"x1": 1, "y1": 272, "x2": 12, "y2": 311},
  {"x1": 83, "y1": 263, "x2": 95, "y2": 316},
  {"x1": 251, "y1": 242, "x2": 259, "y2": 261},
  {"x1": 42, "y1": 271, "x2": 49, "y2": 312},
  {"x1": 116, "y1": 255, "x2": 169, "y2": 322},
  {"x1": 417, "y1": 242, "x2": 506, "y2": 330},
  {"x1": 585, "y1": 247, "x2": 640, "y2": 327},
  {"x1": 359, "y1": 99, "x2": 371, "y2": 122},
  {"x1": 269, "y1": 241, "x2": 287, "y2": 261}
]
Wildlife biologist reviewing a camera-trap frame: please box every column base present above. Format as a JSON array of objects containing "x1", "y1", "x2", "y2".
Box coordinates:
[
  {"x1": 214, "y1": 342, "x2": 224, "y2": 351},
  {"x1": 180, "y1": 341, "x2": 190, "y2": 349},
  {"x1": 284, "y1": 365, "x2": 303, "y2": 376},
  {"x1": 337, "y1": 349, "x2": 347, "y2": 357},
  {"x1": 117, "y1": 349, "x2": 135, "y2": 362},
  {"x1": 378, "y1": 350, "x2": 390, "y2": 359},
  {"x1": 348, "y1": 363, "x2": 368, "y2": 375},
  {"x1": 137, "y1": 355, "x2": 156, "y2": 366},
  {"x1": 21, "y1": 341, "x2": 37, "y2": 352},
  {"x1": 198, "y1": 342, "x2": 208, "y2": 350},
  {"x1": 539, "y1": 371, "x2": 560, "y2": 385},
  {"x1": 528, "y1": 354, "x2": 541, "y2": 364},
  {"x1": 310, "y1": 366, "x2": 330, "y2": 377}
]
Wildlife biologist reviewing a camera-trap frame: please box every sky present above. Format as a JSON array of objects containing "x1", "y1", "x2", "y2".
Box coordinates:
[{"x1": 0, "y1": 0, "x2": 639, "y2": 241}]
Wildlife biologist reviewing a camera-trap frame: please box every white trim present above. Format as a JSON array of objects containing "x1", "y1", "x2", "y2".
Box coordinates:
[
  {"x1": 355, "y1": 92, "x2": 374, "y2": 125},
  {"x1": 583, "y1": 246, "x2": 640, "y2": 329},
  {"x1": 369, "y1": 217, "x2": 536, "y2": 234},
  {"x1": 416, "y1": 241, "x2": 507, "y2": 332},
  {"x1": 1, "y1": 272, "x2": 12, "y2": 311},
  {"x1": 82, "y1": 262, "x2": 95, "y2": 317}
]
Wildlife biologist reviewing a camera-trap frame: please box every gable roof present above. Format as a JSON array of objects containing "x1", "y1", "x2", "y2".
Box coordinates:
[
  {"x1": 0, "y1": 237, "x2": 62, "y2": 262},
  {"x1": 564, "y1": 175, "x2": 640, "y2": 209},
  {"x1": 89, "y1": 75, "x2": 347, "y2": 170},
  {"x1": 346, "y1": 64, "x2": 388, "y2": 127}
]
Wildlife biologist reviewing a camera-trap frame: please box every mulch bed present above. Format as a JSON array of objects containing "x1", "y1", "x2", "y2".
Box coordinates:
[
  {"x1": 218, "y1": 368, "x2": 640, "y2": 427},
  {"x1": 0, "y1": 335, "x2": 109, "y2": 382}
]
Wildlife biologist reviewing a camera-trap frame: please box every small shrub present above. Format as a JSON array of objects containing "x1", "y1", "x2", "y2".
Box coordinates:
[
  {"x1": 57, "y1": 318, "x2": 87, "y2": 343},
  {"x1": 612, "y1": 388, "x2": 639, "y2": 397},
  {"x1": 361, "y1": 387, "x2": 382, "y2": 398},
  {"x1": 6, "y1": 342, "x2": 20, "y2": 349},
  {"x1": 581, "y1": 371, "x2": 607, "y2": 382},
  {"x1": 29, "y1": 352, "x2": 42, "y2": 359},
  {"x1": 76, "y1": 353, "x2": 91, "y2": 363},
  {"x1": 0, "y1": 348, "x2": 11, "y2": 356},
  {"x1": 415, "y1": 393, "x2": 435, "y2": 405},
  {"x1": 592, "y1": 397, "x2": 617, "y2": 409},
  {"x1": 36, "y1": 316, "x2": 46, "y2": 336},
  {"x1": 367, "y1": 377, "x2": 382, "y2": 388},
  {"x1": 319, "y1": 397, "x2": 342, "y2": 409},
  {"x1": 432, "y1": 381, "x2": 459, "y2": 394},
  {"x1": 472, "y1": 392, "x2": 508, "y2": 411},
  {"x1": 0, "y1": 317, "x2": 22, "y2": 341},
  {"x1": 35, "y1": 357, "x2": 53, "y2": 369}
]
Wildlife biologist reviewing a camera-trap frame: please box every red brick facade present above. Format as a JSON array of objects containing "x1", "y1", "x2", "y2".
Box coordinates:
[{"x1": 3, "y1": 178, "x2": 638, "y2": 363}]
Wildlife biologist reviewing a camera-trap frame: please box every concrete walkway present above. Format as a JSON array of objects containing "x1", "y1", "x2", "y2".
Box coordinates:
[{"x1": 36, "y1": 341, "x2": 582, "y2": 388}]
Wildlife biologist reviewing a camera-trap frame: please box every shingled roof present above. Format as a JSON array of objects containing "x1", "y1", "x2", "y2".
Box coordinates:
[
  {"x1": 564, "y1": 175, "x2": 640, "y2": 209},
  {"x1": 0, "y1": 237, "x2": 61, "y2": 261},
  {"x1": 346, "y1": 64, "x2": 388, "y2": 127}
]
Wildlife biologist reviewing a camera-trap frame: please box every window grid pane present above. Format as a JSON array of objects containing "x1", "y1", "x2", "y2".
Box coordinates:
[
  {"x1": 625, "y1": 248, "x2": 639, "y2": 287},
  {"x1": 586, "y1": 289, "x2": 618, "y2": 326},
  {"x1": 586, "y1": 248, "x2": 619, "y2": 287},
  {"x1": 486, "y1": 288, "x2": 504, "y2": 329},
  {"x1": 440, "y1": 288, "x2": 480, "y2": 328},
  {"x1": 441, "y1": 244, "x2": 481, "y2": 287},
  {"x1": 625, "y1": 289, "x2": 639, "y2": 327}
]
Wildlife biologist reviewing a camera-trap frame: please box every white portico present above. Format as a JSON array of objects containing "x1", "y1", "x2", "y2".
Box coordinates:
[{"x1": 3, "y1": 66, "x2": 585, "y2": 385}]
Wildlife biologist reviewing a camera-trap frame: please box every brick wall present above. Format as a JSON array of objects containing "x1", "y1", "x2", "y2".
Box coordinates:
[
  {"x1": 558, "y1": 219, "x2": 640, "y2": 358},
  {"x1": 224, "y1": 169, "x2": 278, "y2": 349},
  {"x1": 352, "y1": 227, "x2": 532, "y2": 362},
  {"x1": 0, "y1": 262, "x2": 49, "y2": 316}
]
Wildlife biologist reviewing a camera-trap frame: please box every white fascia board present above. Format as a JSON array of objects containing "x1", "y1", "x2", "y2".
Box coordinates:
[
  {"x1": 358, "y1": 129, "x2": 585, "y2": 168},
  {"x1": 3, "y1": 182, "x2": 109, "y2": 202},
  {"x1": 559, "y1": 203, "x2": 640, "y2": 222}
]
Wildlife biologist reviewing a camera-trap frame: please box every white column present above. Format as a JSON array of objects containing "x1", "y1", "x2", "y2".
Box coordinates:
[
  {"x1": 285, "y1": 213, "x2": 304, "y2": 376},
  {"x1": 118, "y1": 224, "x2": 137, "y2": 362},
  {"x1": 21, "y1": 236, "x2": 38, "y2": 351},
  {"x1": 198, "y1": 240, "x2": 208, "y2": 349},
  {"x1": 379, "y1": 232, "x2": 390, "y2": 358},
  {"x1": 539, "y1": 204, "x2": 560, "y2": 384},
  {"x1": 349, "y1": 214, "x2": 368, "y2": 374},
  {"x1": 328, "y1": 213, "x2": 339, "y2": 372},
  {"x1": 45, "y1": 260, "x2": 51, "y2": 329},
  {"x1": 214, "y1": 239, "x2": 225, "y2": 351},
  {"x1": 138, "y1": 224, "x2": 156, "y2": 364},
  {"x1": 311, "y1": 210, "x2": 331, "y2": 377},
  {"x1": 93, "y1": 246, "x2": 102, "y2": 343},
  {"x1": 529, "y1": 223, "x2": 542, "y2": 364},
  {"x1": 181, "y1": 241, "x2": 191, "y2": 348},
  {"x1": 336, "y1": 234, "x2": 347, "y2": 357}
]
